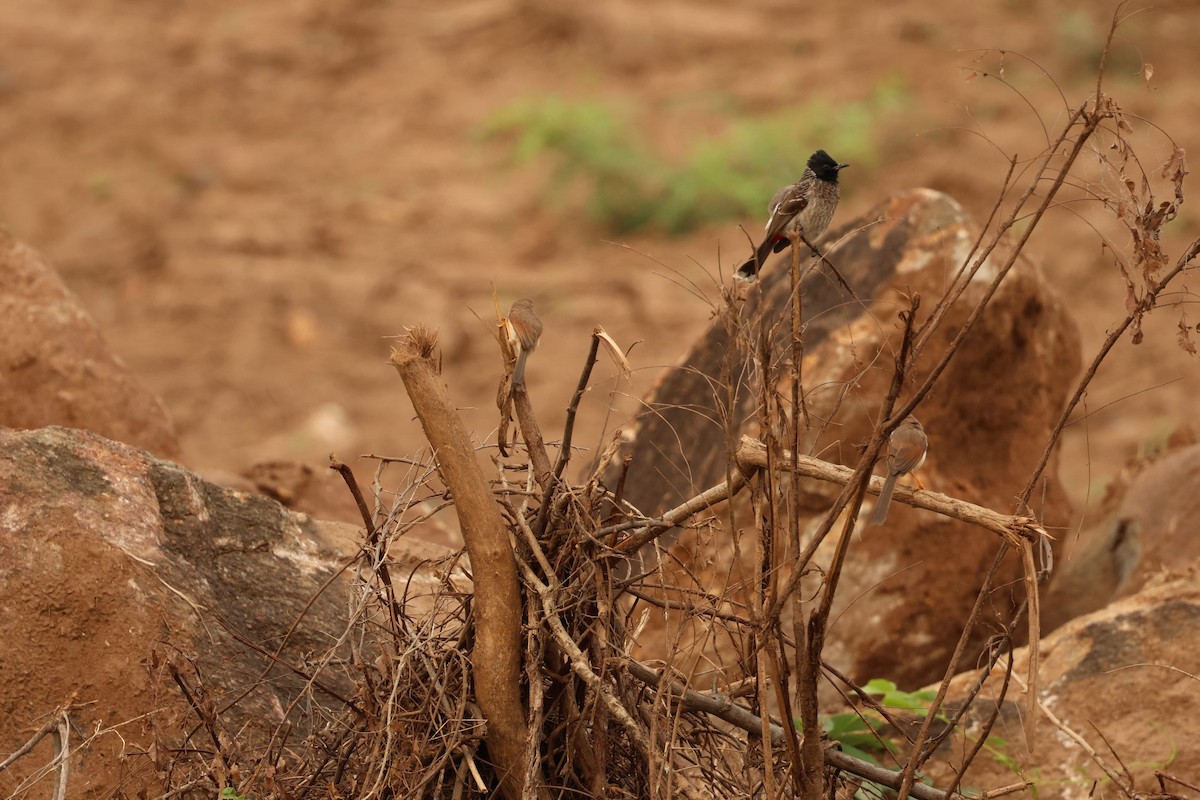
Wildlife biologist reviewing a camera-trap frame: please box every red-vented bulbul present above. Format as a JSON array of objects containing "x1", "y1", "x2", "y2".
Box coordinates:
[
  {"x1": 735, "y1": 149, "x2": 849, "y2": 281},
  {"x1": 506, "y1": 298, "x2": 543, "y2": 387}
]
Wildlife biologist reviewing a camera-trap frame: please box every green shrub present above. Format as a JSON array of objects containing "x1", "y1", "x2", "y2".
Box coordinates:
[{"x1": 480, "y1": 77, "x2": 910, "y2": 235}]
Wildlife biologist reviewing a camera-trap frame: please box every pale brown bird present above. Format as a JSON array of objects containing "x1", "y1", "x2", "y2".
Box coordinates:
[
  {"x1": 870, "y1": 415, "x2": 928, "y2": 526},
  {"x1": 506, "y1": 298, "x2": 543, "y2": 387}
]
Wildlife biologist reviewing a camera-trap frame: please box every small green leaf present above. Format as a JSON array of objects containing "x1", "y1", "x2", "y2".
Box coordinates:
[
  {"x1": 863, "y1": 678, "x2": 897, "y2": 695},
  {"x1": 881, "y1": 690, "x2": 930, "y2": 711},
  {"x1": 826, "y1": 712, "x2": 872, "y2": 736}
]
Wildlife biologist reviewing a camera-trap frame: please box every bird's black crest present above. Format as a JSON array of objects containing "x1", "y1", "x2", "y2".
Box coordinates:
[{"x1": 807, "y1": 149, "x2": 847, "y2": 182}]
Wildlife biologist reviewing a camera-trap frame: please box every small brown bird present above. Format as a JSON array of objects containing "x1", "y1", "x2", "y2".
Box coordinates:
[
  {"x1": 506, "y1": 298, "x2": 543, "y2": 387},
  {"x1": 735, "y1": 149, "x2": 849, "y2": 281},
  {"x1": 870, "y1": 415, "x2": 928, "y2": 526}
]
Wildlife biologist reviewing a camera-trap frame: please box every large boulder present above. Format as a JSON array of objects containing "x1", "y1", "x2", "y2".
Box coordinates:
[
  {"x1": 0, "y1": 426, "x2": 453, "y2": 797},
  {"x1": 928, "y1": 569, "x2": 1200, "y2": 797},
  {"x1": 624, "y1": 189, "x2": 1080, "y2": 690},
  {"x1": 0, "y1": 231, "x2": 179, "y2": 459}
]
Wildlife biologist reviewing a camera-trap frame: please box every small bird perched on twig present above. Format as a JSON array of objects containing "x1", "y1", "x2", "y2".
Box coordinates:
[
  {"x1": 870, "y1": 415, "x2": 928, "y2": 526},
  {"x1": 506, "y1": 298, "x2": 543, "y2": 387},
  {"x1": 735, "y1": 149, "x2": 849, "y2": 281}
]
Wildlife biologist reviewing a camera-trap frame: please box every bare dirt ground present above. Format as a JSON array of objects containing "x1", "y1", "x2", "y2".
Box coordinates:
[{"x1": 0, "y1": 0, "x2": 1197, "y2": 523}]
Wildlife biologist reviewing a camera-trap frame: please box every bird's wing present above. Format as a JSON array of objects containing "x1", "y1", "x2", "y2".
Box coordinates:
[
  {"x1": 523, "y1": 316, "x2": 544, "y2": 349},
  {"x1": 763, "y1": 178, "x2": 812, "y2": 243},
  {"x1": 888, "y1": 435, "x2": 927, "y2": 475},
  {"x1": 512, "y1": 316, "x2": 542, "y2": 351}
]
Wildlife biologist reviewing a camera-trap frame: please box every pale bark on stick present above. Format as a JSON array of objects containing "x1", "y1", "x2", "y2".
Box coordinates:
[
  {"x1": 390, "y1": 330, "x2": 528, "y2": 800},
  {"x1": 735, "y1": 437, "x2": 1047, "y2": 546},
  {"x1": 611, "y1": 471, "x2": 748, "y2": 554}
]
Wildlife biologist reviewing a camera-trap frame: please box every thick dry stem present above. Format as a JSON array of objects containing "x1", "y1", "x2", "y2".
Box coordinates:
[
  {"x1": 390, "y1": 333, "x2": 529, "y2": 800},
  {"x1": 788, "y1": 234, "x2": 825, "y2": 800}
]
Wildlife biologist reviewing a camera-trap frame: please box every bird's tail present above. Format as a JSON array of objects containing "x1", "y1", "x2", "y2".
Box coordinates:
[
  {"x1": 869, "y1": 473, "x2": 899, "y2": 526},
  {"x1": 734, "y1": 239, "x2": 777, "y2": 281},
  {"x1": 513, "y1": 350, "x2": 529, "y2": 387}
]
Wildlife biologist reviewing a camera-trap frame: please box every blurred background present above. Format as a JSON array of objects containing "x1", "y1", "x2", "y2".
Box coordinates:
[{"x1": 0, "y1": 0, "x2": 1196, "y2": 519}]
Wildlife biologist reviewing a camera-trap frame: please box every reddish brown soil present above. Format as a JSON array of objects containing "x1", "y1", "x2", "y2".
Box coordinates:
[{"x1": 0, "y1": 1, "x2": 1197, "y2": 515}]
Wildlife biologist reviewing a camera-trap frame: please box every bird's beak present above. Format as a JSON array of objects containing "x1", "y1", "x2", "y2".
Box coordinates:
[{"x1": 837, "y1": 162, "x2": 850, "y2": 170}]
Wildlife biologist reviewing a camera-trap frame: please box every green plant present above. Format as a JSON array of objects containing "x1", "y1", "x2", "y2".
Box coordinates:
[
  {"x1": 220, "y1": 788, "x2": 248, "y2": 800},
  {"x1": 820, "y1": 678, "x2": 935, "y2": 758},
  {"x1": 86, "y1": 171, "x2": 113, "y2": 200},
  {"x1": 1054, "y1": 9, "x2": 1142, "y2": 82},
  {"x1": 479, "y1": 77, "x2": 911, "y2": 236},
  {"x1": 815, "y1": 678, "x2": 1018, "y2": 798}
]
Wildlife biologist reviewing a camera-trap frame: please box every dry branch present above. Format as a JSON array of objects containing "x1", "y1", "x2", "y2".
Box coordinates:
[
  {"x1": 622, "y1": 658, "x2": 959, "y2": 800},
  {"x1": 390, "y1": 328, "x2": 529, "y2": 800},
  {"x1": 735, "y1": 437, "x2": 1047, "y2": 546},
  {"x1": 330, "y1": 456, "x2": 403, "y2": 641},
  {"x1": 610, "y1": 471, "x2": 749, "y2": 554},
  {"x1": 0, "y1": 711, "x2": 71, "y2": 800},
  {"x1": 533, "y1": 329, "x2": 601, "y2": 539},
  {"x1": 511, "y1": 512, "x2": 709, "y2": 800},
  {"x1": 510, "y1": 384, "x2": 553, "y2": 489}
]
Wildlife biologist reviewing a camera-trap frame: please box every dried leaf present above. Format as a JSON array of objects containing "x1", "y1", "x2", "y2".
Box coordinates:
[
  {"x1": 588, "y1": 430, "x2": 626, "y2": 483},
  {"x1": 1162, "y1": 147, "x2": 1188, "y2": 209},
  {"x1": 594, "y1": 325, "x2": 632, "y2": 378},
  {"x1": 1178, "y1": 317, "x2": 1198, "y2": 357},
  {"x1": 1162, "y1": 147, "x2": 1188, "y2": 181}
]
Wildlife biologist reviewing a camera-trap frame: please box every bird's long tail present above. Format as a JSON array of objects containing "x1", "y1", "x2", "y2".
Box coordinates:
[
  {"x1": 513, "y1": 350, "x2": 530, "y2": 387},
  {"x1": 870, "y1": 472, "x2": 899, "y2": 526},
  {"x1": 734, "y1": 237, "x2": 779, "y2": 281}
]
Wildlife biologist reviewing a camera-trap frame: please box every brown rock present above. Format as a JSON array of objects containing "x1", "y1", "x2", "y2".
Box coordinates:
[
  {"x1": 0, "y1": 231, "x2": 180, "y2": 459},
  {"x1": 0, "y1": 426, "x2": 455, "y2": 796},
  {"x1": 1045, "y1": 440, "x2": 1200, "y2": 631},
  {"x1": 928, "y1": 569, "x2": 1200, "y2": 796},
  {"x1": 625, "y1": 189, "x2": 1079, "y2": 689},
  {"x1": 240, "y1": 458, "x2": 364, "y2": 522},
  {"x1": 235, "y1": 458, "x2": 464, "y2": 548}
]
